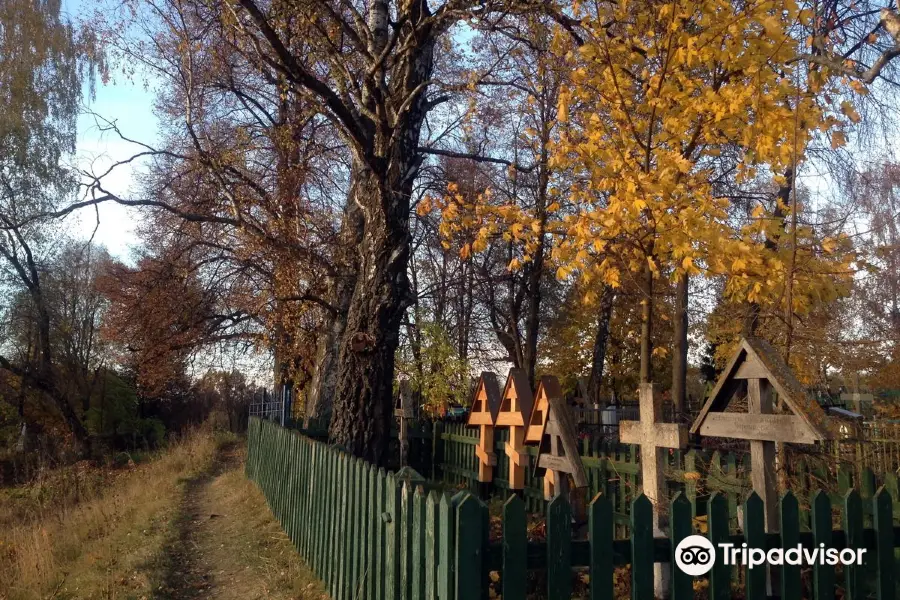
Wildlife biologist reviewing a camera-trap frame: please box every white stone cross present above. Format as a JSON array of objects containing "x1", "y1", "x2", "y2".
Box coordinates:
[{"x1": 619, "y1": 383, "x2": 688, "y2": 599}]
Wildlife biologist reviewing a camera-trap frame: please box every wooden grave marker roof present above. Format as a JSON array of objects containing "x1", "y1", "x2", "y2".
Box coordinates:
[
  {"x1": 525, "y1": 376, "x2": 555, "y2": 443},
  {"x1": 467, "y1": 371, "x2": 502, "y2": 426},
  {"x1": 496, "y1": 368, "x2": 534, "y2": 427},
  {"x1": 690, "y1": 336, "x2": 835, "y2": 443}
]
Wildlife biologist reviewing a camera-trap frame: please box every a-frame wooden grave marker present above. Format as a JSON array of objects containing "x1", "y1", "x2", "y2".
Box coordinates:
[
  {"x1": 496, "y1": 369, "x2": 534, "y2": 490},
  {"x1": 691, "y1": 336, "x2": 833, "y2": 532},
  {"x1": 619, "y1": 383, "x2": 688, "y2": 598},
  {"x1": 467, "y1": 371, "x2": 502, "y2": 483},
  {"x1": 531, "y1": 375, "x2": 589, "y2": 523}
]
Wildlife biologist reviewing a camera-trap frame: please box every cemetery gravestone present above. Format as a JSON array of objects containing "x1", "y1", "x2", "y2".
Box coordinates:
[
  {"x1": 467, "y1": 372, "x2": 502, "y2": 483},
  {"x1": 619, "y1": 383, "x2": 688, "y2": 598},
  {"x1": 691, "y1": 336, "x2": 833, "y2": 532},
  {"x1": 496, "y1": 369, "x2": 534, "y2": 491},
  {"x1": 531, "y1": 376, "x2": 589, "y2": 523}
]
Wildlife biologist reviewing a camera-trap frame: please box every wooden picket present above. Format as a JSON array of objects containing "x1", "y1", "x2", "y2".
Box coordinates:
[{"x1": 248, "y1": 417, "x2": 900, "y2": 600}]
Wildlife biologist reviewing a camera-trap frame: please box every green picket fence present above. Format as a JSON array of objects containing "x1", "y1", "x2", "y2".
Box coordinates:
[
  {"x1": 289, "y1": 415, "x2": 900, "y2": 528},
  {"x1": 248, "y1": 417, "x2": 900, "y2": 600},
  {"x1": 434, "y1": 421, "x2": 900, "y2": 532}
]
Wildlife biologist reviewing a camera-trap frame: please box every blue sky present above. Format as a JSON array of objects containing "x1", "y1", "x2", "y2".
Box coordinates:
[{"x1": 66, "y1": 0, "x2": 159, "y2": 260}]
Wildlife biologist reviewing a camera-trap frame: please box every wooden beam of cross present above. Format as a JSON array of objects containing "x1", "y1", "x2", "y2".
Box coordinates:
[
  {"x1": 532, "y1": 376, "x2": 589, "y2": 524},
  {"x1": 619, "y1": 383, "x2": 688, "y2": 600}
]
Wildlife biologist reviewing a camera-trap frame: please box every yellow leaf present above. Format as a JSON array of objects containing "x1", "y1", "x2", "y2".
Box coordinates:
[
  {"x1": 558, "y1": 86, "x2": 570, "y2": 123},
  {"x1": 831, "y1": 131, "x2": 847, "y2": 149},
  {"x1": 840, "y1": 101, "x2": 861, "y2": 124}
]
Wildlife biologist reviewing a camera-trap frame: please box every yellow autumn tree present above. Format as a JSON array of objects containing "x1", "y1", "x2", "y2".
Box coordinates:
[
  {"x1": 543, "y1": 0, "x2": 858, "y2": 381},
  {"x1": 428, "y1": 0, "x2": 862, "y2": 387}
]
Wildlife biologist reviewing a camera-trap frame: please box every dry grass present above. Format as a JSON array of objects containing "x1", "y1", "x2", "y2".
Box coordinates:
[
  {"x1": 0, "y1": 427, "x2": 219, "y2": 600},
  {"x1": 0, "y1": 429, "x2": 327, "y2": 600},
  {"x1": 188, "y1": 444, "x2": 328, "y2": 600}
]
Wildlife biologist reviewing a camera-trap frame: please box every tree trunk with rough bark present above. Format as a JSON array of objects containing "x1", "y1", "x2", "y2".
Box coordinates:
[
  {"x1": 328, "y1": 169, "x2": 418, "y2": 462},
  {"x1": 328, "y1": 0, "x2": 434, "y2": 461}
]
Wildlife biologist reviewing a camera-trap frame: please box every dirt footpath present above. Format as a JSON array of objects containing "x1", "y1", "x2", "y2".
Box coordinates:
[{"x1": 151, "y1": 442, "x2": 328, "y2": 600}]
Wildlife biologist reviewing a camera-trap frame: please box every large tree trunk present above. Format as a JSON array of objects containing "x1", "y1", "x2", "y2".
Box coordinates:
[
  {"x1": 34, "y1": 296, "x2": 90, "y2": 453},
  {"x1": 305, "y1": 276, "x2": 353, "y2": 421},
  {"x1": 327, "y1": 0, "x2": 434, "y2": 462},
  {"x1": 328, "y1": 171, "x2": 415, "y2": 463},
  {"x1": 522, "y1": 255, "x2": 543, "y2": 383},
  {"x1": 522, "y1": 138, "x2": 551, "y2": 384},
  {"x1": 672, "y1": 272, "x2": 689, "y2": 416},
  {"x1": 587, "y1": 286, "x2": 614, "y2": 406},
  {"x1": 306, "y1": 166, "x2": 365, "y2": 422}
]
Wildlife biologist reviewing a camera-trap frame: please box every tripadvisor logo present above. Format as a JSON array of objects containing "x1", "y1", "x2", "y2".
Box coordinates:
[
  {"x1": 674, "y1": 535, "x2": 867, "y2": 576},
  {"x1": 675, "y1": 536, "x2": 716, "y2": 576}
]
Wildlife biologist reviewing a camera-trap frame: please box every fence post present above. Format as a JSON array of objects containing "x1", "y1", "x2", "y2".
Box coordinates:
[
  {"x1": 375, "y1": 469, "x2": 388, "y2": 600},
  {"x1": 589, "y1": 493, "x2": 613, "y2": 600},
  {"x1": 502, "y1": 495, "x2": 526, "y2": 600},
  {"x1": 425, "y1": 491, "x2": 441, "y2": 600},
  {"x1": 455, "y1": 493, "x2": 484, "y2": 600},
  {"x1": 743, "y1": 492, "x2": 766, "y2": 600},
  {"x1": 779, "y1": 491, "x2": 801, "y2": 599},
  {"x1": 412, "y1": 486, "x2": 427, "y2": 600},
  {"x1": 708, "y1": 492, "x2": 730, "y2": 600},
  {"x1": 386, "y1": 473, "x2": 401, "y2": 600},
  {"x1": 366, "y1": 467, "x2": 379, "y2": 600},
  {"x1": 843, "y1": 489, "x2": 864, "y2": 600},
  {"x1": 548, "y1": 495, "x2": 572, "y2": 599},
  {"x1": 438, "y1": 493, "x2": 455, "y2": 600},
  {"x1": 873, "y1": 487, "x2": 895, "y2": 600},
  {"x1": 670, "y1": 492, "x2": 692, "y2": 600},
  {"x1": 631, "y1": 494, "x2": 654, "y2": 600},
  {"x1": 811, "y1": 491, "x2": 835, "y2": 600}
]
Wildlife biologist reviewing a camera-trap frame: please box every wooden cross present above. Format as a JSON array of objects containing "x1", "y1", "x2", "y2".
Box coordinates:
[
  {"x1": 692, "y1": 337, "x2": 835, "y2": 596},
  {"x1": 395, "y1": 381, "x2": 415, "y2": 467},
  {"x1": 496, "y1": 369, "x2": 534, "y2": 490},
  {"x1": 692, "y1": 337, "x2": 833, "y2": 532},
  {"x1": 619, "y1": 383, "x2": 688, "y2": 513},
  {"x1": 532, "y1": 376, "x2": 589, "y2": 523},
  {"x1": 467, "y1": 372, "x2": 502, "y2": 483},
  {"x1": 619, "y1": 383, "x2": 688, "y2": 599}
]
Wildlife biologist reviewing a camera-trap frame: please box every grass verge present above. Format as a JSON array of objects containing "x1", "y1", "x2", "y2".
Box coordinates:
[
  {"x1": 0, "y1": 428, "x2": 215, "y2": 599},
  {"x1": 0, "y1": 429, "x2": 327, "y2": 600}
]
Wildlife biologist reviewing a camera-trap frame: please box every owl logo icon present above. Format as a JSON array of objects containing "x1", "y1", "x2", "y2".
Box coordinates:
[{"x1": 675, "y1": 535, "x2": 716, "y2": 576}]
